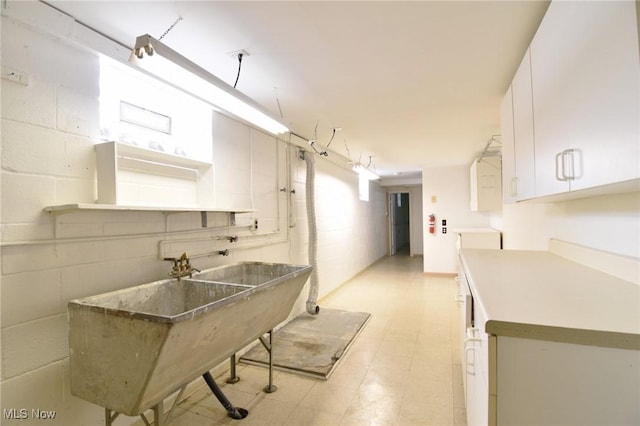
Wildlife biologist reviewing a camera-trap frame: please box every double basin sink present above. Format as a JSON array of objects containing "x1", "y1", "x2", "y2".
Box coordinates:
[{"x1": 68, "y1": 261, "x2": 312, "y2": 416}]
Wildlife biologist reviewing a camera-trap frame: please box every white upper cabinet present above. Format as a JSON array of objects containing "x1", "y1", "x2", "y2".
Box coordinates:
[
  {"x1": 511, "y1": 49, "x2": 536, "y2": 200},
  {"x1": 470, "y1": 156, "x2": 502, "y2": 212},
  {"x1": 502, "y1": 49, "x2": 537, "y2": 203},
  {"x1": 500, "y1": 86, "x2": 516, "y2": 204},
  {"x1": 530, "y1": 1, "x2": 640, "y2": 197}
]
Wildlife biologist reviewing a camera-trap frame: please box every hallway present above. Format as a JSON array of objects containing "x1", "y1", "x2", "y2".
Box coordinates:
[{"x1": 166, "y1": 254, "x2": 465, "y2": 425}]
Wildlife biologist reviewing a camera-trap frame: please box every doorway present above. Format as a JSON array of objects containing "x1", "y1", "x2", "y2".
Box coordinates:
[{"x1": 389, "y1": 192, "x2": 411, "y2": 255}]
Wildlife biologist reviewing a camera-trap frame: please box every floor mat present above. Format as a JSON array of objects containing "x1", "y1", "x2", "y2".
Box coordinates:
[{"x1": 239, "y1": 308, "x2": 370, "y2": 379}]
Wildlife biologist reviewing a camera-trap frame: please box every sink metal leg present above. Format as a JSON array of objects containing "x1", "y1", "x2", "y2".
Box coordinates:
[
  {"x1": 103, "y1": 384, "x2": 186, "y2": 426},
  {"x1": 259, "y1": 330, "x2": 277, "y2": 393},
  {"x1": 153, "y1": 401, "x2": 163, "y2": 426},
  {"x1": 203, "y1": 371, "x2": 248, "y2": 420},
  {"x1": 226, "y1": 353, "x2": 240, "y2": 384},
  {"x1": 139, "y1": 400, "x2": 163, "y2": 426},
  {"x1": 105, "y1": 408, "x2": 119, "y2": 426}
]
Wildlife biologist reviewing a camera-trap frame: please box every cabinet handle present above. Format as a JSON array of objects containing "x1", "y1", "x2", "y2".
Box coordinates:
[
  {"x1": 556, "y1": 149, "x2": 582, "y2": 181},
  {"x1": 562, "y1": 149, "x2": 574, "y2": 180},
  {"x1": 510, "y1": 177, "x2": 519, "y2": 197},
  {"x1": 555, "y1": 152, "x2": 568, "y2": 181},
  {"x1": 563, "y1": 149, "x2": 582, "y2": 180},
  {"x1": 464, "y1": 327, "x2": 481, "y2": 375}
]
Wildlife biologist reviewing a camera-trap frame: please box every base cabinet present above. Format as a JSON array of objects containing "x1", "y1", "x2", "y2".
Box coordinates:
[
  {"x1": 459, "y1": 267, "x2": 492, "y2": 426},
  {"x1": 463, "y1": 329, "x2": 640, "y2": 425},
  {"x1": 496, "y1": 337, "x2": 639, "y2": 425},
  {"x1": 459, "y1": 250, "x2": 640, "y2": 425}
]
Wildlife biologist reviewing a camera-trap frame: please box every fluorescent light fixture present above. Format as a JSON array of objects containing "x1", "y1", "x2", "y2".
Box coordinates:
[
  {"x1": 353, "y1": 163, "x2": 380, "y2": 180},
  {"x1": 129, "y1": 34, "x2": 289, "y2": 135}
]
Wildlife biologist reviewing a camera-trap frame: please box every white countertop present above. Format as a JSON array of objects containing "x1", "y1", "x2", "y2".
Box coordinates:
[
  {"x1": 452, "y1": 227, "x2": 500, "y2": 234},
  {"x1": 460, "y1": 249, "x2": 640, "y2": 350}
]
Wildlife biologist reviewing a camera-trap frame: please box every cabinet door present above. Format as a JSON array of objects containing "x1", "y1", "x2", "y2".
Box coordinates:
[
  {"x1": 465, "y1": 306, "x2": 490, "y2": 426},
  {"x1": 530, "y1": 1, "x2": 578, "y2": 197},
  {"x1": 531, "y1": 1, "x2": 640, "y2": 196},
  {"x1": 511, "y1": 49, "x2": 536, "y2": 200},
  {"x1": 565, "y1": 1, "x2": 640, "y2": 191},
  {"x1": 466, "y1": 357, "x2": 489, "y2": 426},
  {"x1": 470, "y1": 157, "x2": 502, "y2": 211},
  {"x1": 500, "y1": 86, "x2": 516, "y2": 204}
]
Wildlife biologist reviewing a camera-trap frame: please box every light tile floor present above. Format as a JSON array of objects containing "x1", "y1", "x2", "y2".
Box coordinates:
[{"x1": 166, "y1": 254, "x2": 465, "y2": 426}]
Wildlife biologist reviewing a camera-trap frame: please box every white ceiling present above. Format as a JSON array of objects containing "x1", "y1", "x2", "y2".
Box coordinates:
[{"x1": 48, "y1": 0, "x2": 550, "y2": 180}]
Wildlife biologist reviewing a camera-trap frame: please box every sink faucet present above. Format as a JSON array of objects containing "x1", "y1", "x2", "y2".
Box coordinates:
[{"x1": 164, "y1": 252, "x2": 200, "y2": 280}]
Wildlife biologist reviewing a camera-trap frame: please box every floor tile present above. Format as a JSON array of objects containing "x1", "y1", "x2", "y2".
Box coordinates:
[{"x1": 171, "y1": 254, "x2": 465, "y2": 425}]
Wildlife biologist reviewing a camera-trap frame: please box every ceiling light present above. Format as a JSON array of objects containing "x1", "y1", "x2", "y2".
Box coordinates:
[
  {"x1": 129, "y1": 34, "x2": 289, "y2": 135},
  {"x1": 353, "y1": 163, "x2": 380, "y2": 180}
]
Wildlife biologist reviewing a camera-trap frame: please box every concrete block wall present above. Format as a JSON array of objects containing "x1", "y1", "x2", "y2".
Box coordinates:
[{"x1": 1, "y1": 8, "x2": 388, "y2": 426}]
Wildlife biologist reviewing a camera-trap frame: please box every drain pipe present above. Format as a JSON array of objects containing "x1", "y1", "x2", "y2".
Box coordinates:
[
  {"x1": 202, "y1": 372, "x2": 248, "y2": 419},
  {"x1": 302, "y1": 150, "x2": 320, "y2": 315}
]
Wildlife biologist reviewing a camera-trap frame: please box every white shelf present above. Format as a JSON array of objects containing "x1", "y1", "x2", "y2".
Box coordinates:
[
  {"x1": 43, "y1": 203, "x2": 254, "y2": 228},
  {"x1": 96, "y1": 141, "x2": 215, "y2": 207},
  {"x1": 43, "y1": 203, "x2": 253, "y2": 214},
  {"x1": 114, "y1": 142, "x2": 212, "y2": 171}
]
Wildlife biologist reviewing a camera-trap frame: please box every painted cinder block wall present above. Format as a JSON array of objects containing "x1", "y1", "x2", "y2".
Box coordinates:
[{"x1": 0, "y1": 8, "x2": 387, "y2": 426}]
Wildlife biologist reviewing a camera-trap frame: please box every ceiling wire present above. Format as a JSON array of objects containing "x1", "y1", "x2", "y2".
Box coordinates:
[
  {"x1": 158, "y1": 16, "x2": 183, "y2": 41},
  {"x1": 327, "y1": 127, "x2": 342, "y2": 148},
  {"x1": 273, "y1": 87, "x2": 284, "y2": 118},
  {"x1": 309, "y1": 121, "x2": 328, "y2": 156},
  {"x1": 233, "y1": 53, "x2": 244, "y2": 88}
]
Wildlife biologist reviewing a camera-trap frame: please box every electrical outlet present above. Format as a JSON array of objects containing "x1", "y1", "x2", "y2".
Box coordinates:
[
  {"x1": 251, "y1": 219, "x2": 259, "y2": 231},
  {"x1": 442, "y1": 227, "x2": 447, "y2": 234}
]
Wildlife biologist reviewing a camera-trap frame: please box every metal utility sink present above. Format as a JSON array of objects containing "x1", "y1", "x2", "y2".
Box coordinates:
[
  {"x1": 68, "y1": 261, "x2": 312, "y2": 419},
  {"x1": 79, "y1": 280, "x2": 248, "y2": 319},
  {"x1": 192, "y1": 262, "x2": 307, "y2": 287}
]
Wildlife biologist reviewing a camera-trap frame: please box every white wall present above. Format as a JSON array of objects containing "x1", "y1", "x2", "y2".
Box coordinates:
[
  {"x1": 491, "y1": 191, "x2": 640, "y2": 258},
  {"x1": 421, "y1": 165, "x2": 493, "y2": 273},
  {"x1": 421, "y1": 165, "x2": 640, "y2": 275},
  {"x1": 0, "y1": 8, "x2": 387, "y2": 425}
]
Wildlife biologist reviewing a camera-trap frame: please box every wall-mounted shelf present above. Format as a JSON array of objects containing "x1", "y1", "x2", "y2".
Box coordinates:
[
  {"x1": 43, "y1": 203, "x2": 252, "y2": 214},
  {"x1": 43, "y1": 203, "x2": 254, "y2": 228},
  {"x1": 96, "y1": 141, "x2": 215, "y2": 207}
]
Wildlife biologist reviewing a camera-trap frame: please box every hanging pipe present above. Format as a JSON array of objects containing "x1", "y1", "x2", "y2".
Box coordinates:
[
  {"x1": 303, "y1": 150, "x2": 320, "y2": 315},
  {"x1": 202, "y1": 372, "x2": 248, "y2": 419}
]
